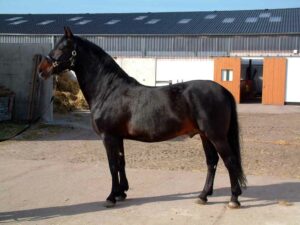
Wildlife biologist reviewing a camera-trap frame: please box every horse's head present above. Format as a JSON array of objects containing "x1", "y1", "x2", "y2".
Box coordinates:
[{"x1": 38, "y1": 27, "x2": 77, "y2": 79}]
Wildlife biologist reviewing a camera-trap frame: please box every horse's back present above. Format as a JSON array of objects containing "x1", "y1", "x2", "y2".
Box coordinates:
[{"x1": 163, "y1": 80, "x2": 231, "y2": 112}]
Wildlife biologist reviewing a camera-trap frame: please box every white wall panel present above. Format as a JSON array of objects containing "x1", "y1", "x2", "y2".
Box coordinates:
[
  {"x1": 116, "y1": 58, "x2": 156, "y2": 86},
  {"x1": 286, "y1": 58, "x2": 300, "y2": 103},
  {"x1": 156, "y1": 59, "x2": 214, "y2": 85}
]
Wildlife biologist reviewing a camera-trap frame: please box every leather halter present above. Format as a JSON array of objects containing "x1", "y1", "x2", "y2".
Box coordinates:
[{"x1": 46, "y1": 50, "x2": 77, "y2": 68}]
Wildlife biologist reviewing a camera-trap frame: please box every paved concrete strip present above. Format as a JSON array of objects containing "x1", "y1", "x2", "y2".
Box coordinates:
[{"x1": 0, "y1": 159, "x2": 299, "y2": 225}]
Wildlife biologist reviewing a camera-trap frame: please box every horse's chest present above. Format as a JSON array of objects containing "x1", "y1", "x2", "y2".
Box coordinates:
[{"x1": 91, "y1": 111, "x2": 130, "y2": 135}]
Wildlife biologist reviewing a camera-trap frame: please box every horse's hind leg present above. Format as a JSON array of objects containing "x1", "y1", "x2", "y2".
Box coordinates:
[
  {"x1": 211, "y1": 138, "x2": 242, "y2": 208},
  {"x1": 198, "y1": 135, "x2": 219, "y2": 204}
]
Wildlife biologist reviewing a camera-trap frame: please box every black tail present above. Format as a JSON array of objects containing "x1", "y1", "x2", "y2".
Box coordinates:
[{"x1": 227, "y1": 93, "x2": 247, "y2": 189}]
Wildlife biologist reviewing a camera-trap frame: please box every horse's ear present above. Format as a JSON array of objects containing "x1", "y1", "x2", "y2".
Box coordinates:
[{"x1": 64, "y1": 26, "x2": 73, "y2": 39}]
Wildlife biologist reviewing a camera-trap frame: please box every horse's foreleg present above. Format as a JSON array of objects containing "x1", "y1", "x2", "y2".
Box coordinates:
[
  {"x1": 198, "y1": 135, "x2": 219, "y2": 204},
  {"x1": 103, "y1": 134, "x2": 122, "y2": 207},
  {"x1": 116, "y1": 140, "x2": 129, "y2": 201}
]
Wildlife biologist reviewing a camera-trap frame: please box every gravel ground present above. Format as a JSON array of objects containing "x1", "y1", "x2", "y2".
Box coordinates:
[{"x1": 0, "y1": 105, "x2": 299, "y2": 179}]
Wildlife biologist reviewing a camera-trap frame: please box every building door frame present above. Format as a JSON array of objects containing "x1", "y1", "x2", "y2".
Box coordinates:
[
  {"x1": 262, "y1": 58, "x2": 287, "y2": 105},
  {"x1": 214, "y1": 57, "x2": 241, "y2": 103}
]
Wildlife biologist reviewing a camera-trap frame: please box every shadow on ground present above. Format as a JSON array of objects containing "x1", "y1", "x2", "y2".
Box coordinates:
[{"x1": 1, "y1": 182, "x2": 299, "y2": 223}]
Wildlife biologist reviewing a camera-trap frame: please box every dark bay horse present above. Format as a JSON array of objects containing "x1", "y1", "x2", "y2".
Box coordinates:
[{"x1": 38, "y1": 27, "x2": 247, "y2": 208}]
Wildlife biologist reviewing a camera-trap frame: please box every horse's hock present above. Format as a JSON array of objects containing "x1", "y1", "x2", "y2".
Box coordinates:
[{"x1": 0, "y1": 86, "x2": 15, "y2": 121}]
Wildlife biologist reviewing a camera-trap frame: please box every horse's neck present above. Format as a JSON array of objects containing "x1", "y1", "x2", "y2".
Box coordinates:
[{"x1": 73, "y1": 42, "x2": 138, "y2": 107}]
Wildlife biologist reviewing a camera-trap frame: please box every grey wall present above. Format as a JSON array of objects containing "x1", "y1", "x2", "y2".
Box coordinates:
[
  {"x1": 81, "y1": 35, "x2": 300, "y2": 58},
  {"x1": 0, "y1": 43, "x2": 52, "y2": 121}
]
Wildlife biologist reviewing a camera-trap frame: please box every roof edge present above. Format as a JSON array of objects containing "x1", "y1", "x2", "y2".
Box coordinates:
[{"x1": 1, "y1": 7, "x2": 300, "y2": 16}]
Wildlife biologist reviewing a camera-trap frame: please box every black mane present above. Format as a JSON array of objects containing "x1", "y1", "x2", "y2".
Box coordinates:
[
  {"x1": 72, "y1": 36, "x2": 139, "y2": 105},
  {"x1": 75, "y1": 36, "x2": 137, "y2": 82}
]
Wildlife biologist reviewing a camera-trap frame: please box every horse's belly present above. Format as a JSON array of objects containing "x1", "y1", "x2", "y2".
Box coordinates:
[{"x1": 126, "y1": 119, "x2": 199, "y2": 142}]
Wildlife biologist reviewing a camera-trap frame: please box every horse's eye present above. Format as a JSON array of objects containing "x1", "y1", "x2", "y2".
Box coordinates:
[{"x1": 58, "y1": 45, "x2": 65, "y2": 50}]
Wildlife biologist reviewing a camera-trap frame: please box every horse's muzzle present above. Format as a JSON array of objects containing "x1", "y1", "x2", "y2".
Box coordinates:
[{"x1": 38, "y1": 56, "x2": 53, "y2": 80}]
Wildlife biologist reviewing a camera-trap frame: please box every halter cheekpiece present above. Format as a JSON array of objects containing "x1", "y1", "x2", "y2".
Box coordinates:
[{"x1": 47, "y1": 50, "x2": 77, "y2": 68}]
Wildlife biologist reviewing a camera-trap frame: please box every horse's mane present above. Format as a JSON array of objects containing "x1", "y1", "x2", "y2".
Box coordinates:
[
  {"x1": 74, "y1": 35, "x2": 138, "y2": 84},
  {"x1": 75, "y1": 36, "x2": 108, "y2": 58}
]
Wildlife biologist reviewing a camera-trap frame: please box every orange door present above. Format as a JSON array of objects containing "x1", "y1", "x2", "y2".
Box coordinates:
[
  {"x1": 262, "y1": 58, "x2": 286, "y2": 105},
  {"x1": 214, "y1": 57, "x2": 241, "y2": 103}
]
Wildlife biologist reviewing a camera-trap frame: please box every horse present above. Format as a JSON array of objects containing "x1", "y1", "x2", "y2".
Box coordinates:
[{"x1": 38, "y1": 27, "x2": 247, "y2": 209}]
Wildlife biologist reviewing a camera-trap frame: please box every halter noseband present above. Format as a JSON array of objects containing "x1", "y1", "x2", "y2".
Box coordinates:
[{"x1": 47, "y1": 50, "x2": 77, "y2": 69}]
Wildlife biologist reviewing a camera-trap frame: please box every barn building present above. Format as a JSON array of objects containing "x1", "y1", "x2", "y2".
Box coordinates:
[{"x1": 0, "y1": 8, "x2": 300, "y2": 121}]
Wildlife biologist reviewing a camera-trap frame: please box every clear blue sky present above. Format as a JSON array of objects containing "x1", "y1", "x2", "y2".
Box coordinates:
[{"x1": 0, "y1": 0, "x2": 299, "y2": 14}]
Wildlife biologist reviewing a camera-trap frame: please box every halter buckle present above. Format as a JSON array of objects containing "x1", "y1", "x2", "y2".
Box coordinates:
[{"x1": 52, "y1": 61, "x2": 59, "y2": 68}]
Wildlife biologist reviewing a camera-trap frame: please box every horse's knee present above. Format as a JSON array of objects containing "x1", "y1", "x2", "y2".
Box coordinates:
[{"x1": 206, "y1": 155, "x2": 219, "y2": 168}]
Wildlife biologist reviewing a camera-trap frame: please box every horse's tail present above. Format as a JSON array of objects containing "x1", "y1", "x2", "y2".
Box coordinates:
[{"x1": 227, "y1": 92, "x2": 247, "y2": 189}]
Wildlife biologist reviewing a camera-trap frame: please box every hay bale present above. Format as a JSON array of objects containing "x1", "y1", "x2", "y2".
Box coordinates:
[
  {"x1": 74, "y1": 91, "x2": 89, "y2": 110},
  {"x1": 53, "y1": 90, "x2": 88, "y2": 113},
  {"x1": 53, "y1": 91, "x2": 76, "y2": 113},
  {"x1": 69, "y1": 93, "x2": 78, "y2": 101},
  {"x1": 53, "y1": 73, "x2": 89, "y2": 113},
  {"x1": 56, "y1": 73, "x2": 80, "y2": 95}
]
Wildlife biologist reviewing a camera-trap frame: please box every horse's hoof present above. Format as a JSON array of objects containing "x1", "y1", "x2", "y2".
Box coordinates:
[
  {"x1": 228, "y1": 201, "x2": 241, "y2": 209},
  {"x1": 104, "y1": 200, "x2": 116, "y2": 208},
  {"x1": 116, "y1": 193, "x2": 127, "y2": 201},
  {"x1": 196, "y1": 197, "x2": 207, "y2": 205}
]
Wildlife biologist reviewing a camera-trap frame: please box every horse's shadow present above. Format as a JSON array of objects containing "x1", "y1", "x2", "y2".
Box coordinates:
[
  {"x1": 0, "y1": 182, "x2": 299, "y2": 223},
  {"x1": 214, "y1": 181, "x2": 300, "y2": 208}
]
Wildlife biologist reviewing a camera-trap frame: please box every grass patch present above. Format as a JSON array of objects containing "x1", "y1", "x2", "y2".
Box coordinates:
[{"x1": 0, "y1": 122, "x2": 28, "y2": 141}]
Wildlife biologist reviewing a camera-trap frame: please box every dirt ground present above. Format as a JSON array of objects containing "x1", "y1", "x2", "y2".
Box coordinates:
[{"x1": 0, "y1": 105, "x2": 299, "y2": 179}]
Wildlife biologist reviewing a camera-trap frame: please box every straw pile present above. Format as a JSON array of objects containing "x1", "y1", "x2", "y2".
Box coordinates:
[{"x1": 53, "y1": 72, "x2": 89, "y2": 113}]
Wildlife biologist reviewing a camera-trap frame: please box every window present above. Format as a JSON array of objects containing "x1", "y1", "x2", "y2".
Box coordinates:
[
  {"x1": 5, "y1": 16, "x2": 23, "y2": 21},
  {"x1": 134, "y1": 16, "x2": 148, "y2": 20},
  {"x1": 245, "y1": 17, "x2": 258, "y2": 23},
  {"x1": 205, "y1": 14, "x2": 217, "y2": 19},
  {"x1": 269, "y1": 16, "x2": 282, "y2": 22},
  {"x1": 146, "y1": 19, "x2": 160, "y2": 24},
  {"x1": 178, "y1": 18, "x2": 192, "y2": 24},
  {"x1": 222, "y1": 69, "x2": 233, "y2": 81},
  {"x1": 37, "y1": 20, "x2": 55, "y2": 25},
  {"x1": 68, "y1": 17, "x2": 83, "y2": 21},
  {"x1": 222, "y1": 18, "x2": 235, "y2": 23},
  {"x1": 76, "y1": 20, "x2": 92, "y2": 25},
  {"x1": 9, "y1": 20, "x2": 28, "y2": 25},
  {"x1": 259, "y1": 12, "x2": 271, "y2": 18},
  {"x1": 105, "y1": 19, "x2": 120, "y2": 25}
]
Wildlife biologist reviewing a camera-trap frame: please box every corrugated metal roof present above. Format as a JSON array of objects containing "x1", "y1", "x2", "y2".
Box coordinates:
[{"x1": 0, "y1": 8, "x2": 300, "y2": 35}]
